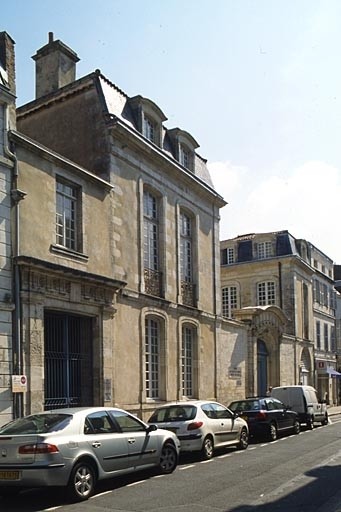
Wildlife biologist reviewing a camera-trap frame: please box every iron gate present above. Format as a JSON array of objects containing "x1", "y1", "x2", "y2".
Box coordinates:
[{"x1": 44, "y1": 311, "x2": 93, "y2": 409}]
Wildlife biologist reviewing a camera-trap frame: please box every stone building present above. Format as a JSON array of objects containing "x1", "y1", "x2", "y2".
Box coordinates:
[
  {"x1": 220, "y1": 230, "x2": 337, "y2": 402},
  {"x1": 13, "y1": 33, "x2": 242, "y2": 420},
  {"x1": 0, "y1": 32, "x2": 16, "y2": 424}
]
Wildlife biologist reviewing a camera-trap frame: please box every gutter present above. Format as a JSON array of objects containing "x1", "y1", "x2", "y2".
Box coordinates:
[{"x1": 3, "y1": 104, "x2": 25, "y2": 418}]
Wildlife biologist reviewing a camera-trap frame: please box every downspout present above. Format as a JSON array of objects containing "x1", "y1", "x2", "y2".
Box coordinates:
[
  {"x1": 212, "y1": 204, "x2": 218, "y2": 399},
  {"x1": 4, "y1": 109, "x2": 25, "y2": 418}
]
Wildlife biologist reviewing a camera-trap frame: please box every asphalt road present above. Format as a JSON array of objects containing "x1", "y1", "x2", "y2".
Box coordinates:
[{"x1": 2, "y1": 416, "x2": 341, "y2": 512}]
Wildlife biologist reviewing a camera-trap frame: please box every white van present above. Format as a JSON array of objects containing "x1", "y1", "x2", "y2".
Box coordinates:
[{"x1": 271, "y1": 385, "x2": 328, "y2": 429}]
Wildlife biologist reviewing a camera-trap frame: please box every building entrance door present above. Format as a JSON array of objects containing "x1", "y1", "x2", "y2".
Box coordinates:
[{"x1": 44, "y1": 311, "x2": 93, "y2": 409}]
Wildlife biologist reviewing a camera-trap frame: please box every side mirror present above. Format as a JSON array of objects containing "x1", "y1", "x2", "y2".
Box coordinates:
[{"x1": 147, "y1": 423, "x2": 158, "y2": 433}]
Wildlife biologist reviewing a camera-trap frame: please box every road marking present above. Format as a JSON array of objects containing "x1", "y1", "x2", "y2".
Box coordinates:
[
  {"x1": 179, "y1": 464, "x2": 196, "y2": 470},
  {"x1": 90, "y1": 490, "x2": 112, "y2": 498},
  {"x1": 200, "y1": 459, "x2": 213, "y2": 464},
  {"x1": 126, "y1": 480, "x2": 146, "y2": 486},
  {"x1": 217, "y1": 453, "x2": 232, "y2": 458}
]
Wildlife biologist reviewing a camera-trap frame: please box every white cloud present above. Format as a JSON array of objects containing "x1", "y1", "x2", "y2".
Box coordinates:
[{"x1": 209, "y1": 160, "x2": 341, "y2": 262}]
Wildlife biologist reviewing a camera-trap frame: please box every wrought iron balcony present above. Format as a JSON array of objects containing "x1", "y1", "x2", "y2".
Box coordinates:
[
  {"x1": 181, "y1": 280, "x2": 196, "y2": 307},
  {"x1": 144, "y1": 268, "x2": 163, "y2": 297}
]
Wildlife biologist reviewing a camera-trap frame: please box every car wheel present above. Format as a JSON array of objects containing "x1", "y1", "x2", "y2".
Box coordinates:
[
  {"x1": 269, "y1": 422, "x2": 277, "y2": 441},
  {"x1": 321, "y1": 414, "x2": 329, "y2": 426},
  {"x1": 237, "y1": 427, "x2": 249, "y2": 450},
  {"x1": 68, "y1": 460, "x2": 96, "y2": 501},
  {"x1": 293, "y1": 419, "x2": 300, "y2": 434},
  {"x1": 158, "y1": 442, "x2": 178, "y2": 474},
  {"x1": 307, "y1": 416, "x2": 314, "y2": 430},
  {"x1": 201, "y1": 436, "x2": 214, "y2": 460}
]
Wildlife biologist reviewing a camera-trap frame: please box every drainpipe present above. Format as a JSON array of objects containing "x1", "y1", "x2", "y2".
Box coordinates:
[{"x1": 4, "y1": 107, "x2": 26, "y2": 418}]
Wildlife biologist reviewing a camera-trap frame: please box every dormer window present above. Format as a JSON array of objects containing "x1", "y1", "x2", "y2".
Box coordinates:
[
  {"x1": 143, "y1": 116, "x2": 155, "y2": 143},
  {"x1": 168, "y1": 128, "x2": 199, "y2": 173},
  {"x1": 180, "y1": 144, "x2": 190, "y2": 169},
  {"x1": 128, "y1": 95, "x2": 167, "y2": 148}
]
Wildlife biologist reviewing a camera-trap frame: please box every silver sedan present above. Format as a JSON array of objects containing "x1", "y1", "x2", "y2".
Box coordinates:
[
  {"x1": 0, "y1": 406, "x2": 180, "y2": 501},
  {"x1": 148, "y1": 400, "x2": 249, "y2": 459}
]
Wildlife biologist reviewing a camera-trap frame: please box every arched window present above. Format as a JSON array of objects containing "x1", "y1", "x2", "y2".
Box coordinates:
[
  {"x1": 143, "y1": 189, "x2": 162, "y2": 296},
  {"x1": 181, "y1": 325, "x2": 197, "y2": 398},
  {"x1": 145, "y1": 317, "x2": 161, "y2": 399}
]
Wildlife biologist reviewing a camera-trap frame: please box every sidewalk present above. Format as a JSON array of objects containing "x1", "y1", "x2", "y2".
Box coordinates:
[{"x1": 327, "y1": 405, "x2": 341, "y2": 417}]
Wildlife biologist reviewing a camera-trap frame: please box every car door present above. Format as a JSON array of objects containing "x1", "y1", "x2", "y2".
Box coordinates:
[
  {"x1": 84, "y1": 411, "x2": 129, "y2": 473},
  {"x1": 203, "y1": 403, "x2": 234, "y2": 447},
  {"x1": 268, "y1": 399, "x2": 292, "y2": 430},
  {"x1": 109, "y1": 410, "x2": 159, "y2": 469}
]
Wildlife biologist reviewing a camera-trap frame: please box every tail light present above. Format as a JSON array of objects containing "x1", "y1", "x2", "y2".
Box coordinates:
[
  {"x1": 187, "y1": 421, "x2": 203, "y2": 431},
  {"x1": 19, "y1": 443, "x2": 59, "y2": 454},
  {"x1": 255, "y1": 411, "x2": 267, "y2": 421}
]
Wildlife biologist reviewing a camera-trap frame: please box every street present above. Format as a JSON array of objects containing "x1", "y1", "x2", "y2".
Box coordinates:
[{"x1": 2, "y1": 416, "x2": 341, "y2": 512}]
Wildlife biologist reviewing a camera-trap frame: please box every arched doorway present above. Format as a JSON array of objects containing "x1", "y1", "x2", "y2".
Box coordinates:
[
  {"x1": 257, "y1": 339, "x2": 268, "y2": 396},
  {"x1": 300, "y1": 348, "x2": 311, "y2": 386}
]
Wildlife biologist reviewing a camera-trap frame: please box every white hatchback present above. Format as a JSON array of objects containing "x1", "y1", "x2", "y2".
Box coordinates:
[{"x1": 148, "y1": 400, "x2": 249, "y2": 459}]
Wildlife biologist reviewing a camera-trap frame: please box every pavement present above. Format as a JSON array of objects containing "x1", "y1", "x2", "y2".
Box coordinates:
[{"x1": 327, "y1": 405, "x2": 341, "y2": 417}]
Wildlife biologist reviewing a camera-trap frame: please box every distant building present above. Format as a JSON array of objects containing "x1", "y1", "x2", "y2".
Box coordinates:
[{"x1": 220, "y1": 230, "x2": 338, "y2": 403}]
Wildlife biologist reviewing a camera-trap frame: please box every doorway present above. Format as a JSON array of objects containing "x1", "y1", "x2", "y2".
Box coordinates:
[
  {"x1": 44, "y1": 311, "x2": 93, "y2": 409},
  {"x1": 257, "y1": 339, "x2": 268, "y2": 396}
]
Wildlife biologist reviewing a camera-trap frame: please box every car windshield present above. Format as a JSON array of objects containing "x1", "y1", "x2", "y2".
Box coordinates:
[
  {"x1": 149, "y1": 405, "x2": 196, "y2": 423},
  {"x1": 0, "y1": 414, "x2": 72, "y2": 434},
  {"x1": 229, "y1": 400, "x2": 261, "y2": 412}
]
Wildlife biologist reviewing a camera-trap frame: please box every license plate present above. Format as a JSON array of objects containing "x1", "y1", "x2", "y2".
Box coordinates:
[{"x1": 0, "y1": 471, "x2": 20, "y2": 480}]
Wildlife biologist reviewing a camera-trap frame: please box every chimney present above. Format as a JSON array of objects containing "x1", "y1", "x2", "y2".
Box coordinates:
[
  {"x1": 32, "y1": 32, "x2": 80, "y2": 99},
  {"x1": 0, "y1": 32, "x2": 16, "y2": 96}
]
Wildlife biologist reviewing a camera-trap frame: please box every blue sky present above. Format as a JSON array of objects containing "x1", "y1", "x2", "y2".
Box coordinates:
[{"x1": 4, "y1": 0, "x2": 341, "y2": 261}]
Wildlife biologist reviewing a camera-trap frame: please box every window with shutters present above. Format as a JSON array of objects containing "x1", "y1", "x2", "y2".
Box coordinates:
[
  {"x1": 221, "y1": 247, "x2": 234, "y2": 265},
  {"x1": 316, "y1": 321, "x2": 321, "y2": 349},
  {"x1": 324, "y1": 323, "x2": 329, "y2": 351}
]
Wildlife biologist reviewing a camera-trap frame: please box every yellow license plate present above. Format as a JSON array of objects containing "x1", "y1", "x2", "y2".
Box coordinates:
[{"x1": 0, "y1": 471, "x2": 20, "y2": 480}]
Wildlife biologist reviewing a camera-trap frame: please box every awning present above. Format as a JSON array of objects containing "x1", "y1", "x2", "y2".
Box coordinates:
[{"x1": 326, "y1": 367, "x2": 341, "y2": 377}]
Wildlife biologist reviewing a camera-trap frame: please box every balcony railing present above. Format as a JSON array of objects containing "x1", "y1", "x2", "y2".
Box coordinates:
[
  {"x1": 181, "y1": 280, "x2": 196, "y2": 307},
  {"x1": 144, "y1": 268, "x2": 163, "y2": 297}
]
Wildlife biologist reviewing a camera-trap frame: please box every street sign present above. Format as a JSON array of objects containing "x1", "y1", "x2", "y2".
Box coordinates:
[{"x1": 11, "y1": 375, "x2": 27, "y2": 393}]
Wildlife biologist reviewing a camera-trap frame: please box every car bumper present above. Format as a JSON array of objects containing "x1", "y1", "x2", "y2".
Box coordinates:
[
  {"x1": 0, "y1": 464, "x2": 70, "y2": 488},
  {"x1": 177, "y1": 433, "x2": 203, "y2": 452}
]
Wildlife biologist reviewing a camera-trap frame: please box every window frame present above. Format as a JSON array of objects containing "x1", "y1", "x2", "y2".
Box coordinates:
[
  {"x1": 222, "y1": 286, "x2": 238, "y2": 318},
  {"x1": 257, "y1": 281, "x2": 276, "y2": 306},
  {"x1": 55, "y1": 177, "x2": 81, "y2": 252}
]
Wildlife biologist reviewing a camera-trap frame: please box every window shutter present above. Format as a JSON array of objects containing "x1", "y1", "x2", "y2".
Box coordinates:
[{"x1": 238, "y1": 240, "x2": 252, "y2": 262}]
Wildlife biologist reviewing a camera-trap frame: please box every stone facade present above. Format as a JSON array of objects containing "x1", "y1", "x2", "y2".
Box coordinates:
[
  {"x1": 12, "y1": 33, "x2": 248, "y2": 420},
  {"x1": 220, "y1": 230, "x2": 337, "y2": 401},
  {"x1": 0, "y1": 32, "x2": 16, "y2": 424}
]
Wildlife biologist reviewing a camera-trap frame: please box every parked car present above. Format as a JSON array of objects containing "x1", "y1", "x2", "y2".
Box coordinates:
[
  {"x1": 228, "y1": 397, "x2": 300, "y2": 441},
  {"x1": 271, "y1": 385, "x2": 329, "y2": 428},
  {"x1": 148, "y1": 400, "x2": 249, "y2": 460},
  {"x1": 0, "y1": 406, "x2": 180, "y2": 501}
]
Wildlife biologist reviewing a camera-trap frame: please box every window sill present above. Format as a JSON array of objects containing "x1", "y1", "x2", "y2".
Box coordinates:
[{"x1": 50, "y1": 244, "x2": 89, "y2": 262}]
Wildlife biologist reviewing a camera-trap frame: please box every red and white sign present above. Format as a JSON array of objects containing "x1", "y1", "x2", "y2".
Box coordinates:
[{"x1": 11, "y1": 375, "x2": 27, "y2": 393}]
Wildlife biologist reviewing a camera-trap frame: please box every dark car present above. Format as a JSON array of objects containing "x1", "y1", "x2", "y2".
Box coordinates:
[{"x1": 228, "y1": 397, "x2": 300, "y2": 441}]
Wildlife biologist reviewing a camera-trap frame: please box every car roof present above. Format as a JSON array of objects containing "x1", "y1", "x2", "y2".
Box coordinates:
[
  {"x1": 152, "y1": 400, "x2": 224, "y2": 409},
  {"x1": 31, "y1": 407, "x2": 134, "y2": 417}
]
